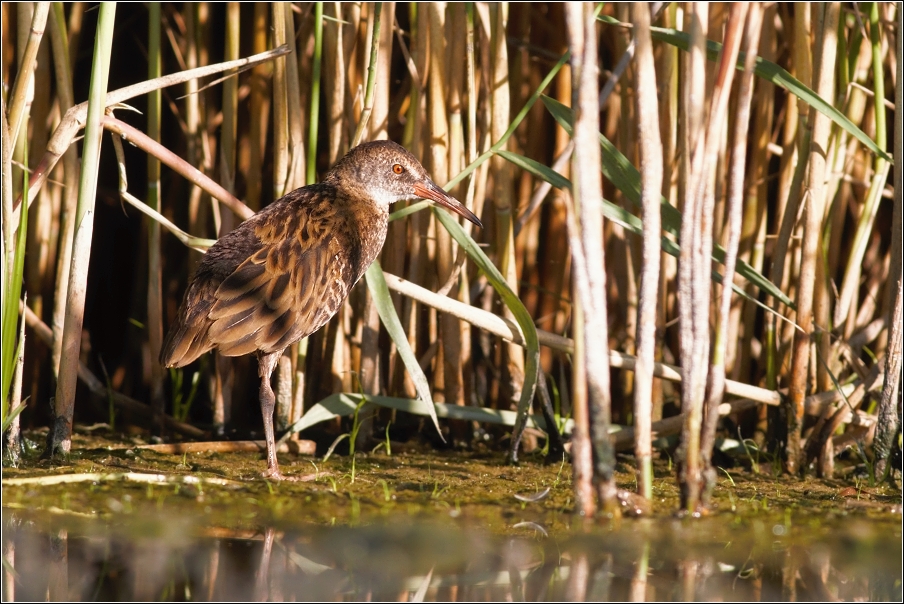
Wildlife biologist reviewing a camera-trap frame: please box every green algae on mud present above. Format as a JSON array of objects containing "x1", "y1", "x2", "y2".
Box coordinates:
[
  {"x1": 2, "y1": 430, "x2": 900, "y2": 531},
  {"x1": 3, "y1": 432, "x2": 902, "y2": 601}
]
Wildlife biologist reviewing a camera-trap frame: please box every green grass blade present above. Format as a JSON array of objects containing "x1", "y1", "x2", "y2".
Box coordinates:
[
  {"x1": 495, "y1": 150, "x2": 571, "y2": 191},
  {"x1": 283, "y1": 392, "x2": 578, "y2": 437},
  {"x1": 2, "y1": 151, "x2": 29, "y2": 408},
  {"x1": 365, "y1": 260, "x2": 443, "y2": 439},
  {"x1": 433, "y1": 208, "x2": 541, "y2": 448}
]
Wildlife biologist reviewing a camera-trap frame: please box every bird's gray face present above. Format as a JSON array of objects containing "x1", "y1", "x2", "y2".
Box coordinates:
[{"x1": 339, "y1": 141, "x2": 483, "y2": 228}]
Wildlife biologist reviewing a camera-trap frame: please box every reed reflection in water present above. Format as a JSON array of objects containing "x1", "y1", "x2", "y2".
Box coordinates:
[{"x1": 2, "y1": 511, "x2": 900, "y2": 601}]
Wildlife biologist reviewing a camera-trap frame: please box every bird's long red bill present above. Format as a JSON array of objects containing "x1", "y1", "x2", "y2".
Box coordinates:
[{"x1": 413, "y1": 182, "x2": 483, "y2": 229}]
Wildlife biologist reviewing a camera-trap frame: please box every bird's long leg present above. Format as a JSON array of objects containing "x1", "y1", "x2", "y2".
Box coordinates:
[{"x1": 258, "y1": 350, "x2": 290, "y2": 480}]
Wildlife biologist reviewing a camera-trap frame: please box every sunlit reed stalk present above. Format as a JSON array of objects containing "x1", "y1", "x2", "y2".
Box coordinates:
[
  {"x1": 734, "y1": 4, "x2": 774, "y2": 388},
  {"x1": 690, "y1": 3, "x2": 746, "y2": 508},
  {"x1": 701, "y1": 3, "x2": 762, "y2": 505},
  {"x1": 7, "y1": 3, "x2": 48, "y2": 151},
  {"x1": 566, "y1": 1, "x2": 618, "y2": 515},
  {"x1": 209, "y1": 1, "x2": 242, "y2": 435},
  {"x1": 786, "y1": 3, "x2": 840, "y2": 474},
  {"x1": 49, "y1": 1, "x2": 117, "y2": 456},
  {"x1": 283, "y1": 1, "x2": 305, "y2": 192},
  {"x1": 323, "y1": 3, "x2": 345, "y2": 165},
  {"x1": 182, "y1": 3, "x2": 204, "y2": 268},
  {"x1": 630, "y1": 1, "x2": 662, "y2": 503},
  {"x1": 656, "y1": 3, "x2": 678, "y2": 426},
  {"x1": 488, "y1": 3, "x2": 526, "y2": 421},
  {"x1": 676, "y1": 1, "x2": 709, "y2": 513},
  {"x1": 307, "y1": 3, "x2": 323, "y2": 185},
  {"x1": 426, "y1": 3, "x2": 461, "y2": 409},
  {"x1": 45, "y1": 5, "x2": 76, "y2": 380},
  {"x1": 352, "y1": 2, "x2": 382, "y2": 147},
  {"x1": 358, "y1": 2, "x2": 393, "y2": 447},
  {"x1": 24, "y1": 10, "x2": 54, "y2": 364},
  {"x1": 271, "y1": 2, "x2": 289, "y2": 199},
  {"x1": 873, "y1": 3, "x2": 902, "y2": 479},
  {"x1": 1, "y1": 115, "x2": 28, "y2": 444},
  {"x1": 450, "y1": 3, "x2": 475, "y2": 414},
  {"x1": 246, "y1": 3, "x2": 270, "y2": 212},
  {"x1": 0, "y1": 106, "x2": 12, "y2": 418},
  {"x1": 398, "y1": 3, "x2": 427, "y2": 401},
  {"x1": 767, "y1": 4, "x2": 813, "y2": 396},
  {"x1": 834, "y1": 2, "x2": 889, "y2": 335}
]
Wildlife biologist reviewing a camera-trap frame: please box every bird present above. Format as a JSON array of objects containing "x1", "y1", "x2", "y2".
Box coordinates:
[{"x1": 160, "y1": 140, "x2": 482, "y2": 480}]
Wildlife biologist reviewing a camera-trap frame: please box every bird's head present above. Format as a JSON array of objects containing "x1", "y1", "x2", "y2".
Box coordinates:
[{"x1": 327, "y1": 140, "x2": 483, "y2": 228}]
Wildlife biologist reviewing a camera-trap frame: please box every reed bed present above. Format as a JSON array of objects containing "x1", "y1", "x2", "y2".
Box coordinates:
[{"x1": 2, "y1": 2, "x2": 900, "y2": 515}]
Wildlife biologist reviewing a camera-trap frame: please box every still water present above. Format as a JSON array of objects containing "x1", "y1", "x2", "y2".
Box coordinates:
[{"x1": 3, "y1": 508, "x2": 900, "y2": 601}]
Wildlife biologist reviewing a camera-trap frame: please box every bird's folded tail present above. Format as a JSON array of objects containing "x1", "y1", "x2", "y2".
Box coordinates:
[{"x1": 159, "y1": 280, "x2": 217, "y2": 368}]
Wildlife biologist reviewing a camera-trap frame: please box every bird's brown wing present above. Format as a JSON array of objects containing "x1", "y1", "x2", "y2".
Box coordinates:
[{"x1": 205, "y1": 200, "x2": 356, "y2": 358}]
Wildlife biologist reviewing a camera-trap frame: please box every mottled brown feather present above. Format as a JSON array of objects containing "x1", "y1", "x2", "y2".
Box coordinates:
[
  {"x1": 159, "y1": 140, "x2": 483, "y2": 479},
  {"x1": 161, "y1": 140, "x2": 481, "y2": 373},
  {"x1": 161, "y1": 183, "x2": 384, "y2": 366}
]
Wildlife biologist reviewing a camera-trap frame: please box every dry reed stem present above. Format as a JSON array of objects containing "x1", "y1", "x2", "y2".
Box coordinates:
[
  {"x1": 285, "y1": 2, "x2": 308, "y2": 192},
  {"x1": 676, "y1": 1, "x2": 710, "y2": 514},
  {"x1": 786, "y1": 3, "x2": 840, "y2": 474},
  {"x1": 567, "y1": 2, "x2": 618, "y2": 515},
  {"x1": 358, "y1": 1, "x2": 393, "y2": 446},
  {"x1": 147, "y1": 4, "x2": 165, "y2": 433},
  {"x1": 874, "y1": 3, "x2": 903, "y2": 476},
  {"x1": 6, "y1": 2, "x2": 48, "y2": 150},
  {"x1": 701, "y1": 4, "x2": 761, "y2": 505},
  {"x1": 734, "y1": 4, "x2": 774, "y2": 384},
  {"x1": 246, "y1": 3, "x2": 271, "y2": 210},
  {"x1": 182, "y1": 4, "x2": 205, "y2": 270},
  {"x1": 270, "y1": 4, "x2": 289, "y2": 199},
  {"x1": 489, "y1": 4, "x2": 526, "y2": 418},
  {"x1": 630, "y1": 1, "x2": 663, "y2": 503},
  {"x1": 49, "y1": 4, "x2": 116, "y2": 455},
  {"x1": 324, "y1": 2, "x2": 347, "y2": 165},
  {"x1": 121, "y1": 439, "x2": 316, "y2": 456},
  {"x1": 100, "y1": 117, "x2": 251, "y2": 220},
  {"x1": 2, "y1": 472, "x2": 243, "y2": 488},
  {"x1": 11, "y1": 45, "x2": 291, "y2": 221}
]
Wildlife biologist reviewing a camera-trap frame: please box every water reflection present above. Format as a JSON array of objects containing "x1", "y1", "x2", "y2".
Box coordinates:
[{"x1": 2, "y1": 510, "x2": 900, "y2": 601}]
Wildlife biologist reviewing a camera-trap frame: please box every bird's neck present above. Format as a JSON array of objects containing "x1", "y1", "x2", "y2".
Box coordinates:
[{"x1": 342, "y1": 191, "x2": 390, "y2": 280}]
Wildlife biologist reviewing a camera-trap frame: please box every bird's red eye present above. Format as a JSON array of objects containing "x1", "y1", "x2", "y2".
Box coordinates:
[{"x1": 392, "y1": 164, "x2": 404, "y2": 174}]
